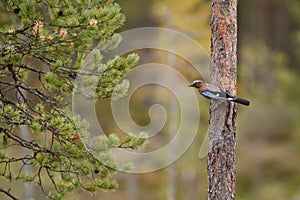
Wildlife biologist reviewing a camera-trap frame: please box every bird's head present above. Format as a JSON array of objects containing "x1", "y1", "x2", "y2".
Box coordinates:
[{"x1": 189, "y1": 80, "x2": 203, "y2": 88}]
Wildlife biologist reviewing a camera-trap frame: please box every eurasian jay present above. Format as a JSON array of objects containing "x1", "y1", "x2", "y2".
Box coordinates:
[{"x1": 189, "y1": 80, "x2": 250, "y2": 106}]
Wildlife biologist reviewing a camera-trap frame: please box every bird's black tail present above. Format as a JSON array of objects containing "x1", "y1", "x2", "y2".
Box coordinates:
[{"x1": 232, "y1": 97, "x2": 250, "y2": 106}]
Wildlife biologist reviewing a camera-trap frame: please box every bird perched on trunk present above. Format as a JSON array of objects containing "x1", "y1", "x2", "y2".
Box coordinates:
[{"x1": 189, "y1": 80, "x2": 250, "y2": 106}]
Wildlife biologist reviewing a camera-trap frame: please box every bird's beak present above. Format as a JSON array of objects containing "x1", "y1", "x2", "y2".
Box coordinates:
[{"x1": 188, "y1": 83, "x2": 193, "y2": 87}]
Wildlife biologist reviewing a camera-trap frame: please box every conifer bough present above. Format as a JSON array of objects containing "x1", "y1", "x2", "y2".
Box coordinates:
[{"x1": 0, "y1": 1, "x2": 145, "y2": 199}]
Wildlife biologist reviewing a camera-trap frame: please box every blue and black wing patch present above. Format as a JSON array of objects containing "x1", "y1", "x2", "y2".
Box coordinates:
[
  {"x1": 201, "y1": 91, "x2": 215, "y2": 98},
  {"x1": 200, "y1": 90, "x2": 233, "y2": 101}
]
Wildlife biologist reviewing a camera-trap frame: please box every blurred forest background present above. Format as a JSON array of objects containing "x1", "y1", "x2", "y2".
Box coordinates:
[
  {"x1": 1, "y1": 0, "x2": 300, "y2": 199},
  {"x1": 101, "y1": 0, "x2": 300, "y2": 199}
]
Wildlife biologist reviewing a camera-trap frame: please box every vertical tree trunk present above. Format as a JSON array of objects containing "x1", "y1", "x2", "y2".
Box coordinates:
[{"x1": 207, "y1": 0, "x2": 238, "y2": 200}]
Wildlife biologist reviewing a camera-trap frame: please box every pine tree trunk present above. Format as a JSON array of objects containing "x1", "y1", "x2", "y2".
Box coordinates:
[{"x1": 207, "y1": 0, "x2": 238, "y2": 199}]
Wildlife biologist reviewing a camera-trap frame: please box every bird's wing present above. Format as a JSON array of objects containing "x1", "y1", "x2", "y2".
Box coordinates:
[{"x1": 201, "y1": 90, "x2": 231, "y2": 100}]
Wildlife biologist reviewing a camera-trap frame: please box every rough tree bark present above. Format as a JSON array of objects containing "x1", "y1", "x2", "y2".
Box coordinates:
[{"x1": 207, "y1": 0, "x2": 238, "y2": 200}]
